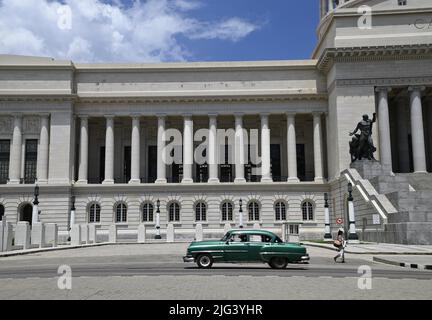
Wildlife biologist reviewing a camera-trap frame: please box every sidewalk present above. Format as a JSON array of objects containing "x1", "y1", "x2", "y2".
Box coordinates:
[{"x1": 303, "y1": 241, "x2": 432, "y2": 255}]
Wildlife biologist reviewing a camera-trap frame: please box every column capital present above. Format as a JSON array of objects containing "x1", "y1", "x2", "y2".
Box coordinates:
[
  {"x1": 39, "y1": 113, "x2": 50, "y2": 119},
  {"x1": 11, "y1": 113, "x2": 23, "y2": 119},
  {"x1": 375, "y1": 87, "x2": 392, "y2": 93},
  {"x1": 156, "y1": 113, "x2": 167, "y2": 119},
  {"x1": 408, "y1": 86, "x2": 426, "y2": 93},
  {"x1": 260, "y1": 112, "x2": 270, "y2": 118},
  {"x1": 105, "y1": 115, "x2": 115, "y2": 120},
  {"x1": 312, "y1": 111, "x2": 323, "y2": 118},
  {"x1": 286, "y1": 111, "x2": 297, "y2": 118},
  {"x1": 208, "y1": 113, "x2": 218, "y2": 118},
  {"x1": 182, "y1": 113, "x2": 193, "y2": 119},
  {"x1": 130, "y1": 113, "x2": 141, "y2": 119},
  {"x1": 234, "y1": 112, "x2": 244, "y2": 118}
]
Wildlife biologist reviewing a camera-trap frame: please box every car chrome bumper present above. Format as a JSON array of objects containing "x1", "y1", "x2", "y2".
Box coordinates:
[
  {"x1": 183, "y1": 255, "x2": 195, "y2": 263},
  {"x1": 300, "y1": 254, "x2": 310, "y2": 262}
]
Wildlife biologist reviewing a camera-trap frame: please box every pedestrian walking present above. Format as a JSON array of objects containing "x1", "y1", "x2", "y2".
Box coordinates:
[{"x1": 333, "y1": 228, "x2": 346, "y2": 263}]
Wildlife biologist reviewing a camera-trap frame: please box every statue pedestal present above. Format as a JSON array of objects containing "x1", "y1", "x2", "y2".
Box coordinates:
[{"x1": 350, "y1": 160, "x2": 387, "y2": 180}]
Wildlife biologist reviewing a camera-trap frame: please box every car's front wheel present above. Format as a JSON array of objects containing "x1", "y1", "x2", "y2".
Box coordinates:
[
  {"x1": 269, "y1": 257, "x2": 288, "y2": 269},
  {"x1": 196, "y1": 254, "x2": 214, "y2": 269}
]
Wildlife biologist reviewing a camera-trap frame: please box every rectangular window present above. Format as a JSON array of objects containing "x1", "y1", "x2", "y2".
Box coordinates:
[
  {"x1": 123, "y1": 146, "x2": 131, "y2": 183},
  {"x1": 0, "y1": 140, "x2": 10, "y2": 184},
  {"x1": 24, "y1": 140, "x2": 38, "y2": 184}
]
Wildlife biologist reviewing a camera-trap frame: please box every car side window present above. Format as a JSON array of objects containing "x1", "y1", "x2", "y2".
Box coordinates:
[
  {"x1": 230, "y1": 234, "x2": 248, "y2": 242},
  {"x1": 249, "y1": 235, "x2": 263, "y2": 242},
  {"x1": 262, "y1": 235, "x2": 272, "y2": 243}
]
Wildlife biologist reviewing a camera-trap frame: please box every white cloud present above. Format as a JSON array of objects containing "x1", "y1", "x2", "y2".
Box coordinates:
[{"x1": 0, "y1": 0, "x2": 259, "y2": 62}]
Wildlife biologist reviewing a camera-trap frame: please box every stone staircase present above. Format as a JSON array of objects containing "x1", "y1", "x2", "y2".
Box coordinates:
[{"x1": 351, "y1": 161, "x2": 432, "y2": 244}]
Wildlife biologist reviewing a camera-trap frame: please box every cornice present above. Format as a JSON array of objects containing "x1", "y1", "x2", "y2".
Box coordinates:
[
  {"x1": 0, "y1": 94, "x2": 77, "y2": 103},
  {"x1": 317, "y1": 44, "x2": 432, "y2": 73}
]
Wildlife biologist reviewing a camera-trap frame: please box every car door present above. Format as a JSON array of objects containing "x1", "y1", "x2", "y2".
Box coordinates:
[
  {"x1": 246, "y1": 234, "x2": 272, "y2": 261},
  {"x1": 223, "y1": 233, "x2": 250, "y2": 262}
]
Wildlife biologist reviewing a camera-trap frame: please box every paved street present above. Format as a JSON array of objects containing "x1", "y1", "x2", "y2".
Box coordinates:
[{"x1": 0, "y1": 244, "x2": 431, "y2": 300}]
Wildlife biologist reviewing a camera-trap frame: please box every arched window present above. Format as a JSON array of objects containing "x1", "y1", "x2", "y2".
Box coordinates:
[
  {"x1": 248, "y1": 201, "x2": 260, "y2": 221},
  {"x1": 0, "y1": 204, "x2": 4, "y2": 221},
  {"x1": 195, "y1": 202, "x2": 207, "y2": 222},
  {"x1": 115, "y1": 202, "x2": 127, "y2": 223},
  {"x1": 275, "y1": 201, "x2": 286, "y2": 221},
  {"x1": 142, "y1": 202, "x2": 154, "y2": 222},
  {"x1": 302, "y1": 201, "x2": 314, "y2": 221},
  {"x1": 221, "y1": 202, "x2": 233, "y2": 221},
  {"x1": 169, "y1": 202, "x2": 180, "y2": 222},
  {"x1": 88, "y1": 203, "x2": 101, "y2": 223}
]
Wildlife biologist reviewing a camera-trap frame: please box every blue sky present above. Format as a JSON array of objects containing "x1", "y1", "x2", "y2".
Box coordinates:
[{"x1": 0, "y1": 0, "x2": 320, "y2": 62}]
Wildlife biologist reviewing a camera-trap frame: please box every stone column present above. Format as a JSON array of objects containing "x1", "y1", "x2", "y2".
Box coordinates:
[
  {"x1": 376, "y1": 87, "x2": 393, "y2": 172},
  {"x1": 286, "y1": 112, "x2": 299, "y2": 182},
  {"x1": 208, "y1": 114, "x2": 219, "y2": 183},
  {"x1": 77, "y1": 116, "x2": 89, "y2": 184},
  {"x1": 409, "y1": 86, "x2": 427, "y2": 173},
  {"x1": 182, "y1": 115, "x2": 194, "y2": 183},
  {"x1": 156, "y1": 115, "x2": 167, "y2": 184},
  {"x1": 234, "y1": 114, "x2": 246, "y2": 183},
  {"x1": 37, "y1": 114, "x2": 50, "y2": 184},
  {"x1": 313, "y1": 112, "x2": 324, "y2": 183},
  {"x1": 427, "y1": 98, "x2": 432, "y2": 172},
  {"x1": 102, "y1": 116, "x2": 115, "y2": 184},
  {"x1": 260, "y1": 113, "x2": 272, "y2": 183},
  {"x1": 396, "y1": 98, "x2": 410, "y2": 173},
  {"x1": 8, "y1": 114, "x2": 22, "y2": 184},
  {"x1": 130, "y1": 115, "x2": 141, "y2": 184}
]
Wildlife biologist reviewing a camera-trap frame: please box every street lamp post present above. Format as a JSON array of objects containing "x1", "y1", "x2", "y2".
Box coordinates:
[
  {"x1": 32, "y1": 184, "x2": 40, "y2": 225},
  {"x1": 155, "y1": 199, "x2": 161, "y2": 239},
  {"x1": 239, "y1": 199, "x2": 244, "y2": 229},
  {"x1": 68, "y1": 195, "x2": 76, "y2": 242},
  {"x1": 347, "y1": 183, "x2": 359, "y2": 242},
  {"x1": 324, "y1": 193, "x2": 332, "y2": 240}
]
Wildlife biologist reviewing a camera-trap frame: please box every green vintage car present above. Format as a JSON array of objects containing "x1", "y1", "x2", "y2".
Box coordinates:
[{"x1": 183, "y1": 229, "x2": 309, "y2": 269}]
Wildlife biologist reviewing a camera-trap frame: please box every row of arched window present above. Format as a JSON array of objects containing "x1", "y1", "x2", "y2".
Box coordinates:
[{"x1": 86, "y1": 201, "x2": 315, "y2": 224}]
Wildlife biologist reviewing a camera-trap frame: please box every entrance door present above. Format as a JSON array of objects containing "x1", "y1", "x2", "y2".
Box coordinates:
[{"x1": 20, "y1": 204, "x2": 33, "y2": 225}]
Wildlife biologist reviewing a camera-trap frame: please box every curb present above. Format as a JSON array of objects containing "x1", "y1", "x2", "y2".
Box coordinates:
[
  {"x1": 303, "y1": 242, "x2": 432, "y2": 255},
  {"x1": 373, "y1": 257, "x2": 432, "y2": 270}
]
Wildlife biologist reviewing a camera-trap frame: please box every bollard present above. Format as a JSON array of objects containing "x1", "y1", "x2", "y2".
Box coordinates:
[
  {"x1": 195, "y1": 223, "x2": 203, "y2": 242},
  {"x1": 15, "y1": 222, "x2": 31, "y2": 250},
  {"x1": 45, "y1": 224, "x2": 58, "y2": 247},
  {"x1": 71, "y1": 224, "x2": 81, "y2": 246},
  {"x1": 88, "y1": 224, "x2": 97, "y2": 244},
  {"x1": 31, "y1": 222, "x2": 46, "y2": 248},
  {"x1": 80, "y1": 224, "x2": 89, "y2": 244},
  {"x1": 0, "y1": 221, "x2": 13, "y2": 252},
  {"x1": 138, "y1": 224, "x2": 146, "y2": 243},
  {"x1": 109, "y1": 225, "x2": 118, "y2": 243},
  {"x1": 166, "y1": 224, "x2": 174, "y2": 243}
]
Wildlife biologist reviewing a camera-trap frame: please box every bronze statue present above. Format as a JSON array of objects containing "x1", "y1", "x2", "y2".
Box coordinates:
[{"x1": 349, "y1": 113, "x2": 377, "y2": 162}]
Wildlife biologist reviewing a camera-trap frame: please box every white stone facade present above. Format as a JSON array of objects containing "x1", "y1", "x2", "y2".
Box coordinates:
[{"x1": 0, "y1": 0, "x2": 431, "y2": 241}]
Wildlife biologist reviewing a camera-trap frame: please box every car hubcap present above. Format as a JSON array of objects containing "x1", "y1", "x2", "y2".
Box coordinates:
[{"x1": 200, "y1": 256, "x2": 210, "y2": 267}]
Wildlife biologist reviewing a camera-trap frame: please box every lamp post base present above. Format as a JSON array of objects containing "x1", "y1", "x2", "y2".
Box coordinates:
[{"x1": 155, "y1": 235, "x2": 162, "y2": 240}]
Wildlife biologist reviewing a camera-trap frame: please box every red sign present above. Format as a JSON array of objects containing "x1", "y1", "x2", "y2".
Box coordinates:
[{"x1": 336, "y1": 218, "x2": 344, "y2": 225}]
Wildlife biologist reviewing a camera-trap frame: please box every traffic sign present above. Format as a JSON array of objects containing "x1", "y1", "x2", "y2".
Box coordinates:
[{"x1": 336, "y1": 218, "x2": 344, "y2": 225}]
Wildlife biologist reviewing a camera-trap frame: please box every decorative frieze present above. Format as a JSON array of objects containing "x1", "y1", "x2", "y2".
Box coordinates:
[
  {"x1": 0, "y1": 117, "x2": 13, "y2": 134},
  {"x1": 23, "y1": 117, "x2": 41, "y2": 135}
]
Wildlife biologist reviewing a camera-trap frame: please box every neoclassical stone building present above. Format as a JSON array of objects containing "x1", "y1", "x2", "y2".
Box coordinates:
[{"x1": 0, "y1": 0, "x2": 431, "y2": 243}]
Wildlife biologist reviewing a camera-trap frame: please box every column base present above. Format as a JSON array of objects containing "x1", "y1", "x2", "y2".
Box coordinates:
[
  {"x1": 314, "y1": 177, "x2": 325, "y2": 183},
  {"x1": 181, "y1": 178, "x2": 194, "y2": 184},
  {"x1": 76, "y1": 180, "x2": 88, "y2": 185},
  {"x1": 348, "y1": 233, "x2": 359, "y2": 241},
  {"x1": 207, "y1": 178, "x2": 220, "y2": 184},
  {"x1": 234, "y1": 178, "x2": 246, "y2": 184},
  {"x1": 287, "y1": 177, "x2": 300, "y2": 183},
  {"x1": 102, "y1": 179, "x2": 115, "y2": 185},
  {"x1": 155, "y1": 179, "x2": 167, "y2": 184},
  {"x1": 7, "y1": 180, "x2": 21, "y2": 185},
  {"x1": 414, "y1": 170, "x2": 428, "y2": 174},
  {"x1": 128, "y1": 179, "x2": 141, "y2": 185},
  {"x1": 324, "y1": 233, "x2": 333, "y2": 240},
  {"x1": 36, "y1": 179, "x2": 48, "y2": 184},
  {"x1": 260, "y1": 177, "x2": 273, "y2": 183}
]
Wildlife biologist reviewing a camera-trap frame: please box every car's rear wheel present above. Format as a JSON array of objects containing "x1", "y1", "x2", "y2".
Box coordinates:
[
  {"x1": 269, "y1": 257, "x2": 288, "y2": 269},
  {"x1": 196, "y1": 254, "x2": 213, "y2": 269}
]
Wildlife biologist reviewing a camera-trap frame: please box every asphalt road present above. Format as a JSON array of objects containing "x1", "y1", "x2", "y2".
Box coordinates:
[
  {"x1": 0, "y1": 252, "x2": 430, "y2": 280},
  {"x1": 0, "y1": 244, "x2": 430, "y2": 300}
]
